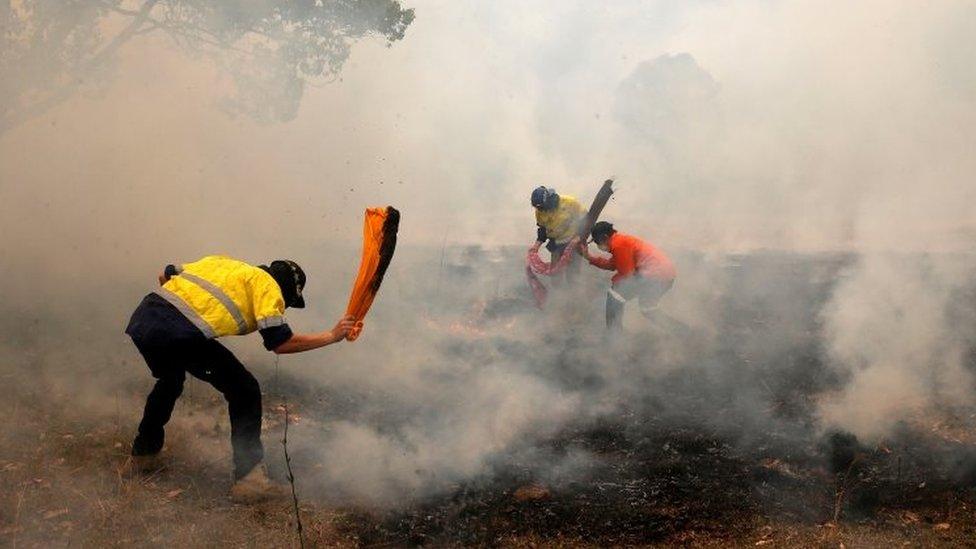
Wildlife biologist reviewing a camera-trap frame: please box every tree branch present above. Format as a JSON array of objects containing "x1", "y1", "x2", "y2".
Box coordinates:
[{"x1": 0, "y1": 0, "x2": 160, "y2": 135}]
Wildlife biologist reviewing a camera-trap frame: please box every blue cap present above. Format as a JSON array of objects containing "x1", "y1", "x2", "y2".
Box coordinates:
[{"x1": 531, "y1": 186, "x2": 553, "y2": 208}]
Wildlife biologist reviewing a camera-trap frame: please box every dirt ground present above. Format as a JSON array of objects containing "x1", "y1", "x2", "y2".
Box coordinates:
[
  {"x1": 4, "y1": 251, "x2": 976, "y2": 547},
  {"x1": 2, "y1": 377, "x2": 976, "y2": 548}
]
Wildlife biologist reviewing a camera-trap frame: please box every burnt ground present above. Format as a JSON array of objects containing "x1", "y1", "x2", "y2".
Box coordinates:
[
  {"x1": 3, "y1": 250, "x2": 976, "y2": 547},
  {"x1": 336, "y1": 407, "x2": 976, "y2": 547},
  {"x1": 4, "y1": 388, "x2": 976, "y2": 547},
  {"x1": 328, "y1": 356, "x2": 976, "y2": 546}
]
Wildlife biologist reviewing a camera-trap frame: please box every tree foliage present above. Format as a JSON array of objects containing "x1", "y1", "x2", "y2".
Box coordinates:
[{"x1": 0, "y1": 0, "x2": 414, "y2": 133}]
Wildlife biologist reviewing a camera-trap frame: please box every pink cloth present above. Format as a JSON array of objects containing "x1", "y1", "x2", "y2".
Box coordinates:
[{"x1": 525, "y1": 244, "x2": 576, "y2": 308}]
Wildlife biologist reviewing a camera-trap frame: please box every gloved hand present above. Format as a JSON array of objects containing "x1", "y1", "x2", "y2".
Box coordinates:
[
  {"x1": 159, "y1": 264, "x2": 179, "y2": 285},
  {"x1": 536, "y1": 226, "x2": 548, "y2": 243}
]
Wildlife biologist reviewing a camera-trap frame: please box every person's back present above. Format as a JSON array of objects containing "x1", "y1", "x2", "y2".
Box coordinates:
[
  {"x1": 155, "y1": 255, "x2": 288, "y2": 340},
  {"x1": 123, "y1": 255, "x2": 354, "y2": 502},
  {"x1": 534, "y1": 194, "x2": 585, "y2": 245},
  {"x1": 607, "y1": 233, "x2": 676, "y2": 284}
]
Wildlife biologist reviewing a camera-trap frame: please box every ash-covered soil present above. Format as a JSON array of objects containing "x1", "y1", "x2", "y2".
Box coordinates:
[{"x1": 3, "y1": 249, "x2": 976, "y2": 547}]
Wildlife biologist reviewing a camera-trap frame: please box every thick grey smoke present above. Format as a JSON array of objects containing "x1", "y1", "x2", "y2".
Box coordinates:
[
  {"x1": 2, "y1": 0, "x2": 976, "y2": 509},
  {"x1": 820, "y1": 254, "x2": 976, "y2": 440}
]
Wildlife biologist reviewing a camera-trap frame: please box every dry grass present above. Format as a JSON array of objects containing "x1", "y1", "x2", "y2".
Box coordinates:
[
  {"x1": 4, "y1": 378, "x2": 976, "y2": 548},
  {"x1": 0, "y1": 388, "x2": 357, "y2": 548}
]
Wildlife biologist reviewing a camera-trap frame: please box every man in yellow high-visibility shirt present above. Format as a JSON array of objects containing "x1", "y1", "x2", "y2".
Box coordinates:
[
  {"x1": 122, "y1": 255, "x2": 354, "y2": 502},
  {"x1": 531, "y1": 186, "x2": 586, "y2": 281}
]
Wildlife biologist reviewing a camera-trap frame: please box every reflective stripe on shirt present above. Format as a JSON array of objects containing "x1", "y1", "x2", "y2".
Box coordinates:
[
  {"x1": 179, "y1": 272, "x2": 249, "y2": 335},
  {"x1": 155, "y1": 288, "x2": 217, "y2": 339},
  {"x1": 256, "y1": 315, "x2": 286, "y2": 329}
]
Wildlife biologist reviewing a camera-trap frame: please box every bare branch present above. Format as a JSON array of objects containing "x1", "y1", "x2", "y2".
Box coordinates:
[{"x1": 1, "y1": 0, "x2": 160, "y2": 134}]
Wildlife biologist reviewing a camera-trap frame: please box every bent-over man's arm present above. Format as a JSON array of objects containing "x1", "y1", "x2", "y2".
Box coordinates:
[{"x1": 272, "y1": 316, "x2": 356, "y2": 354}]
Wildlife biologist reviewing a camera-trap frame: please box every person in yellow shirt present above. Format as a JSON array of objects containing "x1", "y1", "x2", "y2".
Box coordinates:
[
  {"x1": 531, "y1": 186, "x2": 586, "y2": 280},
  {"x1": 122, "y1": 256, "x2": 354, "y2": 502}
]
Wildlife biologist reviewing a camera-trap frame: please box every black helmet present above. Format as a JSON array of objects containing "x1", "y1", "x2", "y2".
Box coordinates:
[
  {"x1": 530, "y1": 186, "x2": 559, "y2": 210},
  {"x1": 591, "y1": 221, "x2": 616, "y2": 244},
  {"x1": 263, "y1": 260, "x2": 306, "y2": 308}
]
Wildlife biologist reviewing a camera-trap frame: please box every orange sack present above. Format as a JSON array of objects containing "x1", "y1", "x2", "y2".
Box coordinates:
[{"x1": 344, "y1": 206, "x2": 400, "y2": 341}]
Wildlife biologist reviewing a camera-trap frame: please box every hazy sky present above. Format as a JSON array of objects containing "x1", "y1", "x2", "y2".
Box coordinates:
[
  {"x1": 3, "y1": 1, "x2": 976, "y2": 497},
  {"x1": 4, "y1": 0, "x2": 975, "y2": 275}
]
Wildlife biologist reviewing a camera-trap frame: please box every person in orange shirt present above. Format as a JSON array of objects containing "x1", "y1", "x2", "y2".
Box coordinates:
[{"x1": 579, "y1": 221, "x2": 676, "y2": 329}]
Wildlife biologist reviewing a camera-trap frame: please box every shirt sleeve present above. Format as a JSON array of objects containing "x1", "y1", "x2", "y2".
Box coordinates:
[
  {"x1": 251, "y1": 273, "x2": 287, "y2": 329},
  {"x1": 588, "y1": 255, "x2": 615, "y2": 271},
  {"x1": 260, "y1": 324, "x2": 293, "y2": 351}
]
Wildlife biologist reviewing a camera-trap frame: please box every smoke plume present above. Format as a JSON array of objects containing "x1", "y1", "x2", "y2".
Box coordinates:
[{"x1": 2, "y1": 0, "x2": 976, "y2": 509}]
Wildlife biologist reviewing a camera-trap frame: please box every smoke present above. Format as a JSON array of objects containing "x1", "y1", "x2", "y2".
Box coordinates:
[
  {"x1": 309, "y1": 370, "x2": 581, "y2": 504},
  {"x1": 819, "y1": 253, "x2": 976, "y2": 440},
  {"x1": 2, "y1": 0, "x2": 976, "y2": 511}
]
